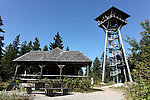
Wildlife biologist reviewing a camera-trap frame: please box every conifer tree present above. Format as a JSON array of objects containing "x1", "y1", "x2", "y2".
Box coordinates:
[
  {"x1": 0, "y1": 35, "x2": 20, "y2": 81},
  {"x1": 33, "y1": 37, "x2": 41, "y2": 51},
  {"x1": 66, "y1": 46, "x2": 69, "y2": 51},
  {"x1": 49, "y1": 32, "x2": 64, "y2": 50},
  {"x1": 43, "y1": 45, "x2": 48, "y2": 51},
  {"x1": 0, "y1": 16, "x2": 5, "y2": 60},
  {"x1": 27, "y1": 41, "x2": 33, "y2": 51},
  {"x1": 92, "y1": 57, "x2": 101, "y2": 81},
  {"x1": 20, "y1": 41, "x2": 28, "y2": 56},
  {"x1": 12, "y1": 34, "x2": 20, "y2": 58},
  {"x1": 0, "y1": 16, "x2": 5, "y2": 33},
  {"x1": 0, "y1": 44, "x2": 14, "y2": 81}
]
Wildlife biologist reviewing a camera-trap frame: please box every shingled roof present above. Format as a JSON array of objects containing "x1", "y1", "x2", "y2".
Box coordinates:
[{"x1": 13, "y1": 47, "x2": 92, "y2": 63}]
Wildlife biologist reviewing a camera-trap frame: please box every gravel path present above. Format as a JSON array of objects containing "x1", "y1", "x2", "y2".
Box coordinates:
[
  {"x1": 33, "y1": 86, "x2": 125, "y2": 100},
  {"x1": 0, "y1": 85, "x2": 124, "y2": 100}
]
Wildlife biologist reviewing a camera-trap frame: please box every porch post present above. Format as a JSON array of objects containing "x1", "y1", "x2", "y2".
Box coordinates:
[
  {"x1": 14, "y1": 65, "x2": 21, "y2": 77},
  {"x1": 13, "y1": 65, "x2": 21, "y2": 86},
  {"x1": 39, "y1": 65, "x2": 46, "y2": 79},
  {"x1": 57, "y1": 64, "x2": 65, "y2": 79},
  {"x1": 24, "y1": 65, "x2": 27, "y2": 76},
  {"x1": 87, "y1": 65, "x2": 89, "y2": 80},
  {"x1": 60, "y1": 68, "x2": 62, "y2": 76}
]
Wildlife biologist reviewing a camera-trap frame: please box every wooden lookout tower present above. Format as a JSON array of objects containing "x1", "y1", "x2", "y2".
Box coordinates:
[{"x1": 95, "y1": 6, "x2": 133, "y2": 83}]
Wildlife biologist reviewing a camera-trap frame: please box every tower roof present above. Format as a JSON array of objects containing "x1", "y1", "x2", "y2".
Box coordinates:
[{"x1": 95, "y1": 6, "x2": 130, "y2": 21}]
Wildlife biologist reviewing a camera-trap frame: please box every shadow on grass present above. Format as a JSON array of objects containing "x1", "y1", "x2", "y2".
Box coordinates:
[
  {"x1": 46, "y1": 93, "x2": 73, "y2": 97},
  {"x1": 91, "y1": 88, "x2": 104, "y2": 92},
  {"x1": 32, "y1": 91, "x2": 45, "y2": 94},
  {"x1": 31, "y1": 88, "x2": 103, "y2": 97},
  {"x1": 32, "y1": 91, "x2": 73, "y2": 97}
]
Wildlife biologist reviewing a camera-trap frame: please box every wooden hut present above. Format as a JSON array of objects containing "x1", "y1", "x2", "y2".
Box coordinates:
[{"x1": 13, "y1": 47, "x2": 92, "y2": 80}]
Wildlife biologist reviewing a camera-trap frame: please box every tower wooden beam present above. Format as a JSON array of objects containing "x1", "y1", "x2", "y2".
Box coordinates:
[
  {"x1": 102, "y1": 30, "x2": 108, "y2": 83},
  {"x1": 118, "y1": 29, "x2": 133, "y2": 82}
]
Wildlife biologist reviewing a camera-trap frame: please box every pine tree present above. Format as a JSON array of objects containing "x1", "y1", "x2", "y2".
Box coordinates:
[
  {"x1": 12, "y1": 34, "x2": 20, "y2": 58},
  {"x1": 0, "y1": 35, "x2": 21, "y2": 81},
  {"x1": 0, "y1": 16, "x2": 5, "y2": 60},
  {"x1": 27, "y1": 41, "x2": 33, "y2": 51},
  {"x1": 0, "y1": 16, "x2": 5, "y2": 33},
  {"x1": 20, "y1": 41, "x2": 28, "y2": 56},
  {"x1": 49, "y1": 32, "x2": 64, "y2": 50},
  {"x1": 43, "y1": 45, "x2": 48, "y2": 51},
  {"x1": 0, "y1": 44, "x2": 15, "y2": 81},
  {"x1": 66, "y1": 46, "x2": 69, "y2": 51},
  {"x1": 92, "y1": 57, "x2": 101, "y2": 81},
  {"x1": 33, "y1": 37, "x2": 41, "y2": 51}
]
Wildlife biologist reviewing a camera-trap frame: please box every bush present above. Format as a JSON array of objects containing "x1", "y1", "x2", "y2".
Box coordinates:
[
  {"x1": 0, "y1": 82, "x2": 9, "y2": 91},
  {"x1": 126, "y1": 81, "x2": 150, "y2": 100},
  {"x1": 46, "y1": 78, "x2": 91, "y2": 92},
  {"x1": 125, "y1": 19, "x2": 150, "y2": 100},
  {"x1": 0, "y1": 90, "x2": 33, "y2": 100}
]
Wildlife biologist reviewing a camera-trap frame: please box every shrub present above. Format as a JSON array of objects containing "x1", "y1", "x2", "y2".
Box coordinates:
[
  {"x1": 38, "y1": 78, "x2": 93, "y2": 92},
  {"x1": 125, "y1": 19, "x2": 150, "y2": 100},
  {"x1": 0, "y1": 90, "x2": 33, "y2": 100},
  {"x1": 126, "y1": 80, "x2": 150, "y2": 100},
  {"x1": 48, "y1": 78, "x2": 91, "y2": 92},
  {"x1": 0, "y1": 82, "x2": 9, "y2": 91}
]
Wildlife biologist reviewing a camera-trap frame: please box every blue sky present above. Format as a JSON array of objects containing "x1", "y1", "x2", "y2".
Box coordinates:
[{"x1": 0, "y1": 0, "x2": 150, "y2": 62}]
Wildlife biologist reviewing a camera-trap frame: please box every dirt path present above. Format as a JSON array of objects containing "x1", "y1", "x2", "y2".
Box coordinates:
[{"x1": 33, "y1": 86, "x2": 125, "y2": 100}]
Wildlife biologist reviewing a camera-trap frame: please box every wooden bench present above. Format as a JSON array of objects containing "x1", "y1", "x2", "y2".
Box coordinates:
[
  {"x1": 24, "y1": 86, "x2": 34, "y2": 94},
  {"x1": 40, "y1": 82, "x2": 70, "y2": 96},
  {"x1": 23, "y1": 80, "x2": 37, "y2": 94},
  {"x1": 35, "y1": 82, "x2": 46, "y2": 90},
  {"x1": 40, "y1": 88, "x2": 70, "y2": 96},
  {"x1": 24, "y1": 82, "x2": 70, "y2": 96}
]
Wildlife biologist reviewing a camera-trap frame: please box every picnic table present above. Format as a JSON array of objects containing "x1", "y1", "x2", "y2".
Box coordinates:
[
  {"x1": 25, "y1": 81, "x2": 70, "y2": 96},
  {"x1": 40, "y1": 82, "x2": 70, "y2": 96},
  {"x1": 44, "y1": 87, "x2": 70, "y2": 96}
]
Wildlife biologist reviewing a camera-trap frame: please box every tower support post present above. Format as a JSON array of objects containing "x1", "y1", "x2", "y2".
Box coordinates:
[
  {"x1": 102, "y1": 30, "x2": 108, "y2": 83},
  {"x1": 118, "y1": 29, "x2": 133, "y2": 82},
  {"x1": 123, "y1": 67, "x2": 127, "y2": 82}
]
